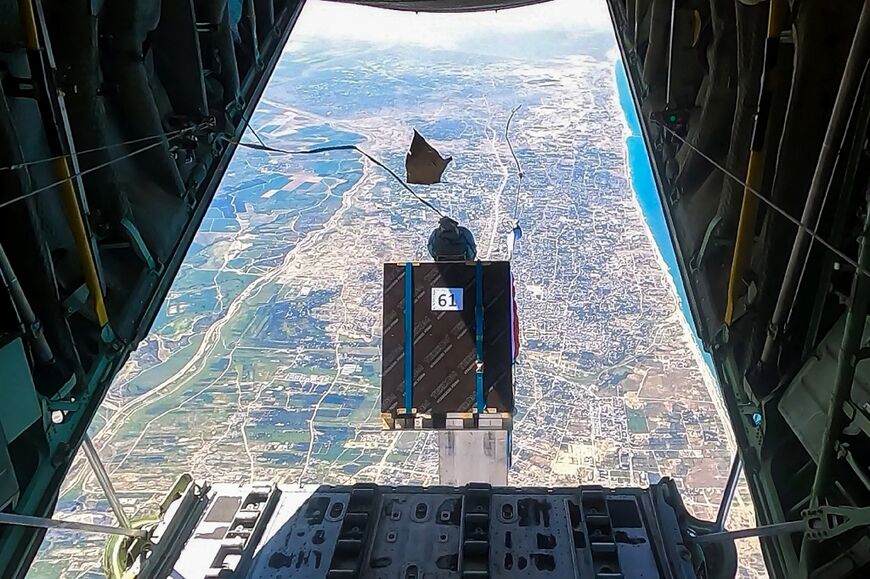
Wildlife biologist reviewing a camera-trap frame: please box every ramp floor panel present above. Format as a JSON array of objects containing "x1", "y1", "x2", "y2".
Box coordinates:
[{"x1": 165, "y1": 481, "x2": 704, "y2": 579}]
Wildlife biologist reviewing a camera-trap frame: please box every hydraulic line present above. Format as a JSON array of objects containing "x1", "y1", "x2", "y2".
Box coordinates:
[
  {"x1": 17, "y1": 0, "x2": 108, "y2": 326},
  {"x1": 724, "y1": 0, "x2": 783, "y2": 325},
  {"x1": 802, "y1": 63, "x2": 870, "y2": 358},
  {"x1": 0, "y1": 130, "x2": 201, "y2": 211},
  {"x1": 0, "y1": 242, "x2": 53, "y2": 363},
  {"x1": 657, "y1": 120, "x2": 870, "y2": 281},
  {"x1": 0, "y1": 125, "x2": 200, "y2": 173},
  {"x1": 800, "y1": 193, "x2": 870, "y2": 575},
  {"x1": 761, "y1": 0, "x2": 870, "y2": 363}
]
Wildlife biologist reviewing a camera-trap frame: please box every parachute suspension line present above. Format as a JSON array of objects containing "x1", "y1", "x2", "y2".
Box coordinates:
[
  {"x1": 504, "y1": 105, "x2": 524, "y2": 260},
  {"x1": 505, "y1": 105, "x2": 525, "y2": 219},
  {"x1": 246, "y1": 119, "x2": 269, "y2": 149},
  {"x1": 238, "y1": 125, "x2": 445, "y2": 218},
  {"x1": 655, "y1": 120, "x2": 870, "y2": 281}
]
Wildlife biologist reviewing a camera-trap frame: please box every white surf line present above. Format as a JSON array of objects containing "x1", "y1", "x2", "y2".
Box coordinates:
[{"x1": 611, "y1": 64, "x2": 736, "y2": 452}]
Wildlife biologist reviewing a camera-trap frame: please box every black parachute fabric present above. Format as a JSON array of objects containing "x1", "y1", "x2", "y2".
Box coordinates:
[{"x1": 405, "y1": 130, "x2": 452, "y2": 185}]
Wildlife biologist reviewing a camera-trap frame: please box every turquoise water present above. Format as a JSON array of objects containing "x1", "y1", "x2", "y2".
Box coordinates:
[{"x1": 614, "y1": 61, "x2": 711, "y2": 365}]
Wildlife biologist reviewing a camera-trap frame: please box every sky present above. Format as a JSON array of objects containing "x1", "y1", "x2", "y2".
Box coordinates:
[{"x1": 290, "y1": 0, "x2": 612, "y2": 49}]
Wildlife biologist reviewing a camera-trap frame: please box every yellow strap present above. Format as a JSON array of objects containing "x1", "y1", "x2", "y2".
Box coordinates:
[
  {"x1": 723, "y1": 0, "x2": 782, "y2": 324},
  {"x1": 55, "y1": 159, "x2": 109, "y2": 326}
]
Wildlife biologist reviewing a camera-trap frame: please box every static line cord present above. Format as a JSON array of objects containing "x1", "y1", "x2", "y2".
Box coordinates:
[
  {"x1": 506, "y1": 105, "x2": 525, "y2": 219},
  {"x1": 0, "y1": 125, "x2": 204, "y2": 173},
  {"x1": 234, "y1": 125, "x2": 445, "y2": 218},
  {"x1": 244, "y1": 114, "x2": 269, "y2": 149},
  {"x1": 656, "y1": 121, "x2": 870, "y2": 280},
  {"x1": 0, "y1": 123, "x2": 209, "y2": 211}
]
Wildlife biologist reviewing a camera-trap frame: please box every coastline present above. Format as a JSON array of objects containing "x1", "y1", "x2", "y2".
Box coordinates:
[{"x1": 612, "y1": 60, "x2": 735, "y2": 451}]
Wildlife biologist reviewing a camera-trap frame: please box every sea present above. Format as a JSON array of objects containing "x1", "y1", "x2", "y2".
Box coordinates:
[{"x1": 614, "y1": 60, "x2": 716, "y2": 371}]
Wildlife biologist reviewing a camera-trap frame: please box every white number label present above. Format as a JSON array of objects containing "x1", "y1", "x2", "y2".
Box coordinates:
[{"x1": 431, "y1": 287, "x2": 463, "y2": 311}]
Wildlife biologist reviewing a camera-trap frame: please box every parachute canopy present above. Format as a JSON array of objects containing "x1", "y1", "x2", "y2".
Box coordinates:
[{"x1": 405, "y1": 130, "x2": 453, "y2": 185}]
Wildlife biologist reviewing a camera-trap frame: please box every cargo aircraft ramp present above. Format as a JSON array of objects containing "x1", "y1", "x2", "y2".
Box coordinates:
[{"x1": 0, "y1": 0, "x2": 869, "y2": 577}]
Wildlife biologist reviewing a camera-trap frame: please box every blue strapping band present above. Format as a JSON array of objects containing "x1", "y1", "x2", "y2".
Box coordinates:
[
  {"x1": 475, "y1": 260, "x2": 484, "y2": 413},
  {"x1": 404, "y1": 262, "x2": 414, "y2": 415}
]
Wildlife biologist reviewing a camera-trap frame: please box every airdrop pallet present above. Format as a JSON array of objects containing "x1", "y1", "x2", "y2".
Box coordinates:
[{"x1": 381, "y1": 261, "x2": 515, "y2": 431}]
